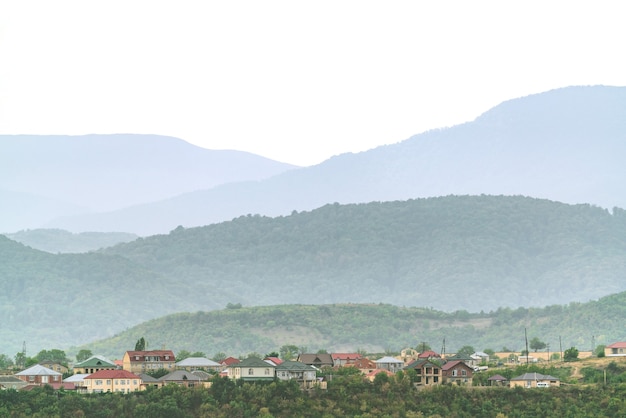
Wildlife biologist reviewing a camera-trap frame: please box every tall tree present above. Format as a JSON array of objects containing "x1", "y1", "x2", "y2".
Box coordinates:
[
  {"x1": 135, "y1": 337, "x2": 146, "y2": 351},
  {"x1": 76, "y1": 349, "x2": 93, "y2": 362},
  {"x1": 530, "y1": 337, "x2": 547, "y2": 352}
]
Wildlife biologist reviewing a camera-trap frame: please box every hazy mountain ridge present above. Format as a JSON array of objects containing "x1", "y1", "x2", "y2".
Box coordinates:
[
  {"x1": 0, "y1": 134, "x2": 298, "y2": 233},
  {"x1": 5, "y1": 229, "x2": 138, "y2": 253},
  {"x1": 43, "y1": 85, "x2": 626, "y2": 235},
  {"x1": 3, "y1": 195, "x2": 626, "y2": 354}
]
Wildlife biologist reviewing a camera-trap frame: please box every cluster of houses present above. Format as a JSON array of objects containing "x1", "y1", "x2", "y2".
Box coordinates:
[{"x1": 8, "y1": 340, "x2": 619, "y2": 392}]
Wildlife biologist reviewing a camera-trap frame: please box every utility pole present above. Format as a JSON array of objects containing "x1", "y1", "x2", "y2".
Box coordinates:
[
  {"x1": 591, "y1": 335, "x2": 595, "y2": 355},
  {"x1": 559, "y1": 336, "x2": 563, "y2": 363},
  {"x1": 524, "y1": 328, "x2": 529, "y2": 367}
]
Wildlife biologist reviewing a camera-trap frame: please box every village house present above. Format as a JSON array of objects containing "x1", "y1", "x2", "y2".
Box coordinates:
[
  {"x1": 349, "y1": 357, "x2": 377, "y2": 375},
  {"x1": 297, "y1": 353, "x2": 334, "y2": 369},
  {"x1": 63, "y1": 374, "x2": 90, "y2": 393},
  {"x1": 375, "y1": 356, "x2": 404, "y2": 373},
  {"x1": 0, "y1": 375, "x2": 29, "y2": 390},
  {"x1": 404, "y1": 359, "x2": 442, "y2": 387},
  {"x1": 15, "y1": 364, "x2": 62, "y2": 386},
  {"x1": 275, "y1": 361, "x2": 318, "y2": 387},
  {"x1": 264, "y1": 357, "x2": 283, "y2": 367},
  {"x1": 159, "y1": 370, "x2": 206, "y2": 388},
  {"x1": 175, "y1": 357, "x2": 222, "y2": 372},
  {"x1": 487, "y1": 374, "x2": 508, "y2": 386},
  {"x1": 605, "y1": 342, "x2": 626, "y2": 357},
  {"x1": 509, "y1": 372, "x2": 560, "y2": 388},
  {"x1": 228, "y1": 357, "x2": 276, "y2": 382},
  {"x1": 220, "y1": 357, "x2": 240, "y2": 368},
  {"x1": 441, "y1": 360, "x2": 474, "y2": 385},
  {"x1": 122, "y1": 350, "x2": 176, "y2": 374},
  {"x1": 37, "y1": 361, "x2": 69, "y2": 375},
  {"x1": 417, "y1": 350, "x2": 441, "y2": 361},
  {"x1": 331, "y1": 353, "x2": 362, "y2": 367},
  {"x1": 83, "y1": 369, "x2": 142, "y2": 394},
  {"x1": 73, "y1": 355, "x2": 117, "y2": 374}
]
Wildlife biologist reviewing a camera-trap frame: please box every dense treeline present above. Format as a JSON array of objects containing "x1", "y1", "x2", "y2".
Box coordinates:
[
  {"x1": 2, "y1": 375, "x2": 626, "y2": 417},
  {"x1": 79, "y1": 292, "x2": 626, "y2": 360},
  {"x1": 3, "y1": 195, "x2": 626, "y2": 354}
]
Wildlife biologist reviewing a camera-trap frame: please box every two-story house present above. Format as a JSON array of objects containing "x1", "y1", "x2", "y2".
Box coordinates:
[
  {"x1": 275, "y1": 361, "x2": 317, "y2": 388},
  {"x1": 441, "y1": 360, "x2": 473, "y2": 385},
  {"x1": 122, "y1": 350, "x2": 176, "y2": 374},
  {"x1": 73, "y1": 355, "x2": 117, "y2": 374},
  {"x1": 15, "y1": 364, "x2": 62, "y2": 386},
  {"x1": 84, "y1": 369, "x2": 142, "y2": 393},
  {"x1": 228, "y1": 357, "x2": 276, "y2": 381},
  {"x1": 404, "y1": 359, "x2": 442, "y2": 387},
  {"x1": 331, "y1": 353, "x2": 362, "y2": 367}
]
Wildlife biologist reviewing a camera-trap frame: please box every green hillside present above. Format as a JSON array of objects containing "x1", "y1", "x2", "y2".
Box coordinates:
[
  {"x1": 76, "y1": 291, "x2": 626, "y2": 359},
  {"x1": 102, "y1": 195, "x2": 626, "y2": 312},
  {"x1": 2, "y1": 195, "x2": 626, "y2": 355}
]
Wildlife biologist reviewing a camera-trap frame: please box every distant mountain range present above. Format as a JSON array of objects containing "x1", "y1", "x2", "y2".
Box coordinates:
[
  {"x1": 2, "y1": 195, "x2": 626, "y2": 354},
  {"x1": 9, "y1": 85, "x2": 621, "y2": 236},
  {"x1": 0, "y1": 134, "x2": 297, "y2": 233}
]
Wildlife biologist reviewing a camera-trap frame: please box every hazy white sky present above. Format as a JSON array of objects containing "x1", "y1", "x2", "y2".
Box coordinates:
[{"x1": 1, "y1": 1, "x2": 625, "y2": 166}]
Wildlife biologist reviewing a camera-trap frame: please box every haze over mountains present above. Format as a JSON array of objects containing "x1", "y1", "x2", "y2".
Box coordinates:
[
  {"x1": 2, "y1": 195, "x2": 626, "y2": 354},
  {"x1": 2, "y1": 85, "x2": 625, "y2": 236},
  {"x1": 0, "y1": 134, "x2": 297, "y2": 232},
  {"x1": 2, "y1": 85, "x2": 626, "y2": 355}
]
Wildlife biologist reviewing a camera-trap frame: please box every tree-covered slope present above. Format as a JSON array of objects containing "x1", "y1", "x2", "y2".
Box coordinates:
[
  {"x1": 3, "y1": 195, "x2": 626, "y2": 355},
  {"x1": 0, "y1": 236, "x2": 181, "y2": 354},
  {"x1": 78, "y1": 291, "x2": 626, "y2": 360},
  {"x1": 103, "y1": 195, "x2": 626, "y2": 313}
]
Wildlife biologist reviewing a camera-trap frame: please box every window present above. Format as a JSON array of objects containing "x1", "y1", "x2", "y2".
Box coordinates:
[
  {"x1": 106, "y1": 380, "x2": 111, "y2": 385},
  {"x1": 29, "y1": 376, "x2": 35, "y2": 382},
  {"x1": 95, "y1": 380, "x2": 103, "y2": 385},
  {"x1": 434, "y1": 376, "x2": 439, "y2": 383},
  {"x1": 452, "y1": 370, "x2": 458, "y2": 377},
  {"x1": 265, "y1": 369, "x2": 270, "y2": 375},
  {"x1": 248, "y1": 368, "x2": 254, "y2": 375},
  {"x1": 434, "y1": 368, "x2": 439, "y2": 375},
  {"x1": 462, "y1": 370, "x2": 467, "y2": 376}
]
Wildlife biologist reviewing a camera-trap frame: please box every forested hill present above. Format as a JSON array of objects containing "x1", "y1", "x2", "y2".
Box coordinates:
[
  {"x1": 80, "y1": 291, "x2": 626, "y2": 360},
  {"x1": 3, "y1": 195, "x2": 626, "y2": 354},
  {"x1": 102, "y1": 195, "x2": 626, "y2": 313}
]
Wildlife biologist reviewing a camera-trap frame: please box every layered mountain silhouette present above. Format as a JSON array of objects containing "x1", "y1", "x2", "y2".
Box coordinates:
[
  {"x1": 0, "y1": 134, "x2": 298, "y2": 232},
  {"x1": 40, "y1": 85, "x2": 626, "y2": 235},
  {"x1": 3, "y1": 195, "x2": 626, "y2": 353}
]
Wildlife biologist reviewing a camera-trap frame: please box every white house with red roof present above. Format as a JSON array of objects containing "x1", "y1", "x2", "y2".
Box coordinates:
[
  {"x1": 84, "y1": 369, "x2": 142, "y2": 393},
  {"x1": 605, "y1": 342, "x2": 626, "y2": 357}
]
